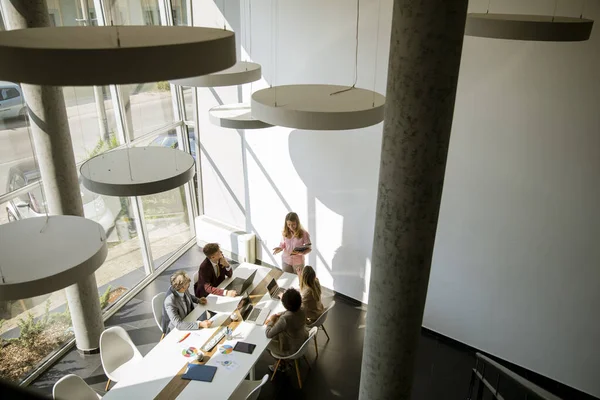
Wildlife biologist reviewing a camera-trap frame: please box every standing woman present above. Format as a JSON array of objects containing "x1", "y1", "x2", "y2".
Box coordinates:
[{"x1": 272, "y1": 212, "x2": 311, "y2": 276}]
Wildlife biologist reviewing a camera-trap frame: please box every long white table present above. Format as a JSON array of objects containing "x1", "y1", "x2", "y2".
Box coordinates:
[{"x1": 102, "y1": 263, "x2": 298, "y2": 400}]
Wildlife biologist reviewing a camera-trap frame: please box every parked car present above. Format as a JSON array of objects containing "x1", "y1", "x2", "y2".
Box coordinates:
[
  {"x1": 149, "y1": 129, "x2": 197, "y2": 160},
  {"x1": 5, "y1": 160, "x2": 116, "y2": 234},
  {"x1": 0, "y1": 81, "x2": 26, "y2": 120}
]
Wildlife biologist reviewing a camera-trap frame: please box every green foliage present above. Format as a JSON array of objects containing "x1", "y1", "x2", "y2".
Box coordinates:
[
  {"x1": 17, "y1": 313, "x2": 45, "y2": 348},
  {"x1": 86, "y1": 133, "x2": 119, "y2": 159},
  {"x1": 156, "y1": 81, "x2": 171, "y2": 91},
  {"x1": 99, "y1": 286, "x2": 112, "y2": 309}
]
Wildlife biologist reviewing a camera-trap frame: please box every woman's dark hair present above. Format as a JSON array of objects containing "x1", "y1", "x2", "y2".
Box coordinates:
[{"x1": 281, "y1": 288, "x2": 302, "y2": 312}]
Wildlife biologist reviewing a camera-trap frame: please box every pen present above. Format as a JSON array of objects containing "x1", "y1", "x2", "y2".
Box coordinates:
[{"x1": 178, "y1": 332, "x2": 191, "y2": 343}]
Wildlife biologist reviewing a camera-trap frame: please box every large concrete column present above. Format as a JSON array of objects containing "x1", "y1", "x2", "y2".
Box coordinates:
[
  {"x1": 359, "y1": 1, "x2": 468, "y2": 399},
  {"x1": 1, "y1": 0, "x2": 105, "y2": 352}
]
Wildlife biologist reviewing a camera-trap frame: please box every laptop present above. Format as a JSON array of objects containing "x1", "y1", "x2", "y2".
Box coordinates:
[
  {"x1": 266, "y1": 279, "x2": 286, "y2": 300},
  {"x1": 236, "y1": 293, "x2": 271, "y2": 325},
  {"x1": 224, "y1": 270, "x2": 257, "y2": 295}
]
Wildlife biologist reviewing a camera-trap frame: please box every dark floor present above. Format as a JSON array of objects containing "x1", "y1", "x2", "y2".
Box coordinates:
[{"x1": 29, "y1": 245, "x2": 477, "y2": 399}]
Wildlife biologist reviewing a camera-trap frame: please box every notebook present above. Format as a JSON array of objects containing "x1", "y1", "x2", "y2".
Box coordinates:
[{"x1": 182, "y1": 364, "x2": 217, "y2": 382}]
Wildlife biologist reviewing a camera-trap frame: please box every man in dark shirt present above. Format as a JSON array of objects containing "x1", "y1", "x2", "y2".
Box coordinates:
[{"x1": 194, "y1": 243, "x2": 237, "y2": 298}]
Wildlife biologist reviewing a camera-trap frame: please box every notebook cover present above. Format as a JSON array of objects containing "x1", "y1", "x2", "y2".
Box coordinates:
[{"x1": 182, "y1": 364, "x2": 218, "y2": 382}]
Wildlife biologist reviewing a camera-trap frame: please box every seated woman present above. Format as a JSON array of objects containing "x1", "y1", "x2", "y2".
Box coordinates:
[
  {"x1": 265, "y1": 288, "x2": 308, "y2": 369},
  {"x1": 162, "y1": 270, "x2": 213, "y2": 334},
  {"x1": 299, "y1": 265, "x2": 324, "y2": 324}
]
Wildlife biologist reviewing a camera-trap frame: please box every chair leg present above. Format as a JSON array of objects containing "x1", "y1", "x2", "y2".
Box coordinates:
[
  {"x1": 314, "y1": 336, "x2": 319, "y2": 358},
  {"x1": 294, "y1": 359, "x2": 302, "y2": 389},
  {"x1": 270, "y1": 359, "x2": 282, "y2": 381},
  {"x1": 322, "y1": 325, "x2": 330, "y2": 341},
  {"x1": 105, "y1": 379, "x2": 111, "y2": 392},
  {"x1": 304, "y1": 355, "x2": 311, "y2": 370},
  {"x1": 160, "y1": 333, "x2": 165, "y2": 341}
]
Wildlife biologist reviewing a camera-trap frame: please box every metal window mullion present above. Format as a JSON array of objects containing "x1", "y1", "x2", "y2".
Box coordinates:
[
  {"x1": 193, "y1": 87, "x2": 204, "y2": 215},
  {"x1": 131, "y1": 195, "x2": 154, "y2": 274}
]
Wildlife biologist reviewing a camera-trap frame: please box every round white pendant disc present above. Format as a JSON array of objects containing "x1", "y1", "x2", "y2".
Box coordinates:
[
  {"x1": 80, "y1": 147, "x2": 195, "y2": 197},
  {"x1": 0, "y1": 26, "x2": 236, "y2": 85},
  {"x1": 209, "y1": 103, "x2": 273, "y2": 129},
  {"x1": 251, "y1": 84, "x2": 385, "y2": 131},
  {"x1": 0, "y1": 216, "x2": 107, "y2": 300},
  {"x1": 171, "y1": 61, "x2": 261, "y2": 87},
  {"x1": 465, "y1": 14, "x2": 594, "y2": 42}
]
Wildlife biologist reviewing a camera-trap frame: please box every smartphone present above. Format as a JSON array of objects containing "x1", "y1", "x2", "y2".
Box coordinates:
[{"x1": 233, "y1": 341, "x2": 256, "y2": 354}]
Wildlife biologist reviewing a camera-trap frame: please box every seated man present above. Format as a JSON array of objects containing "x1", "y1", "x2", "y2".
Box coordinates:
[
  {"x1": 194, "y1": 243, "x2": 237, "y2": 298},
  {"x1": 162, "y1": 270, "x2": 213, "y2": 334}
]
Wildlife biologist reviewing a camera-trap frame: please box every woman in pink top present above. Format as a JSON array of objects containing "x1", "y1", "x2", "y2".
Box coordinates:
[{"x1": 272, "y1": 212, "x2": 312, "y2": 276}]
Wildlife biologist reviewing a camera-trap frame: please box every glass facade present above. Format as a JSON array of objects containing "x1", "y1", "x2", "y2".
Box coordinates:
[{"x1": 0, "y1": 0, "x2": 198, "y2": 384}]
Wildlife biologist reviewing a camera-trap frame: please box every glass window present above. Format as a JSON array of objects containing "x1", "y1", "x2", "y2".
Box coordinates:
[
  {"x1": 142, "y1": 187, "x2": 193, "y2": 265},
  {"x1": 182, "y1": 87, "x2": 194, "y2": 121},
  {"x1": 63, "y1": 86, "x2": 118, "y2": 164},
  {"x1": 121, "y1": 82, "x2": 175, "y2": 139}
]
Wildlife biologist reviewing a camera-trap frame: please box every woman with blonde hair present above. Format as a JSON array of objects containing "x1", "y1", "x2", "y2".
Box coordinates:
[
  {"x1": 272, "y1": 212, "x2": 312, "y2": 276},
  {"x1": 299, "y1": 265, "x2": 324, "y2": 324}
]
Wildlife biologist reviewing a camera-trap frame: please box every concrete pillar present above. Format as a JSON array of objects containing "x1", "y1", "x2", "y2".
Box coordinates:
[
  {"x1": 358, "y1": 1, "x2": 468, "y2": 399},
  {"x1": 1, "y1": 0, "x2": 105, "y2": 353}
]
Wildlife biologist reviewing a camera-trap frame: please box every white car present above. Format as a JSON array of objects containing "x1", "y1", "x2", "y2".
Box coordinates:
[
  {"x1": 6, "y1": 160, "x2": 116, "y2": 234},
  {"x1": 0, "y1": 81, "x2": 27, "y2": 120}
]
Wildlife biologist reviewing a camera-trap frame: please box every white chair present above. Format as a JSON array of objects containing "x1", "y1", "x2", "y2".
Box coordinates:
[
  {"x1": 307, "y1": 300, "x2": 336, "y2": 358},
  {"x1": 270, "y1": 327, "x2": 318, "y2": 388},
  {"x1": 52, "y1": 374, "x2": 101, "y2": 400},
  {"x1": 228, "y1": 374, "x2": 269, "y2": 400},
  {"x1": 100, "y1": 326, "x2": 143, "y2": 392},
  {"x1": 151, "y1": 292, "x2": 167, "y2": 340},
  {"x1": 193, "y1": 271, "x2": 199, "y2": 284}
]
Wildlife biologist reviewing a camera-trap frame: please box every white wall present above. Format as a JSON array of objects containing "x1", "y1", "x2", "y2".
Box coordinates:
[
  {"x1": 193, "y1": 0, "x2": 392, "y2": 303},
  {"x1": 194, "y1": 0, "x2": 600, "y2": 397},
  {"x1": 424, "y1": 0, "x2": 600, "y2": 398}
]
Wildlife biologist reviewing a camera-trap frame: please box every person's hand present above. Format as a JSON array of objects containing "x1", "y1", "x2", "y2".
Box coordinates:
[
  {"x1": 290, "y1": 250, "x2": 300, "y2": 255},
  {"x1": 199, "y1": 320, "x2": 213, "y2": 329},
  {"x1": 226, "y1": 290, "x2": 237, "y2": 297},
  {"x1": 272, "y1": 247, "x2": 283, "y2": 255},
  {"x1": 218, "y1": 256, "x2": 230, "y2": 268},
  {"x1": 199, "y1": 297, "x2": 207, "y2": 305}
]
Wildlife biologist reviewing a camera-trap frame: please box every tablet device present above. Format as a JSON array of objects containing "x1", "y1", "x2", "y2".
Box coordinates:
[
  {"x1": 182, "y1": 364, "x2": 217, "y2": 382},
  {"x1": 233, "y1": 341, "x2": 256, "y2": 354},
  {"x1": 293, "y1": 246, "x2": 310, "y2": 253},
  {"x1": 197, "y1": 310, "x2": 217, "y2": 322}
]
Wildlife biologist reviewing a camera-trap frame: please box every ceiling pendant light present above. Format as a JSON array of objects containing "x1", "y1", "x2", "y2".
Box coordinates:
[
  {"x1": 465, "y1": 13, "x2": 593, "y2": 41},
  {"x1": 0, "y1": 26, "x2": 236, "y2": 85},
  {"x1": 170, "y1": 61, "x2": 262, "y2": 87},
  {"x1": 251, "y1": 84, "x2": 385, "y2": 130},
  {"x1": 251, "y1": 0, "x2": 385, "y2": 131},
  {"x1": 80, "y1": 147, "x2": 195, "y2": 197},
  {"x1": 0, "y1": 216, "x2": 107, "y2": 300},
  {"x1": 209, "y1": 103, "x2": 272, "y2": 129}
]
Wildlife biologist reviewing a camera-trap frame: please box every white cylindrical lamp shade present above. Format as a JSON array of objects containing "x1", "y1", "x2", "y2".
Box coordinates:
[
  {"x1": 0, "y1": 26, "x2": 236, "y2": 85},
  {"x1": 170, "y1": 61, "x2": 261, "y2": 87},
  {"x1": 80, "y1": 147, "x2": 195, "y2": 197},
  {"x1": 209, "y1": 103, "x2": 272, "y2": 129},
  {"x1": 465, "y1": 14, "x2": 594, "y2": 42},
  {"x1": 0, "y1": 216, "x2": 107, "y2": 301}
]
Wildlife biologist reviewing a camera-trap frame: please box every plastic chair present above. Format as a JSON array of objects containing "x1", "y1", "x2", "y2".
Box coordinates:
[
  {"x1": 269, "y1": 327, "x2": 318, "y2": 388},
  {"x1": 306, "y1": 300, "x2": 336, "y2": 358},
  {"x1": 193, "y1": 271, "x2": 199, "y2": 284},
  {"x1": 52, "y1": 374, "x2": 101, "y2": 400},
  {"x1": 228, "y1": 374, "x2": 269, "y2": 400},
  {"x1": 151, "y1": 292, "x2": 167, "y2": 340},
  {"x1": 100, "y1": 326, "x2": 143, "y2": 392}
]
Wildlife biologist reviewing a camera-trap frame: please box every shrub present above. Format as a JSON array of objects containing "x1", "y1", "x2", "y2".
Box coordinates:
[
  {"x1": 17, "y1": 313, "x2": 45, "y2": 348},
  {"x1": 156, "y1": 81, "x2": 171, "y2": 91},
  {"x1": 99, "y1": 286, "x2": 112, "y2": 309}
]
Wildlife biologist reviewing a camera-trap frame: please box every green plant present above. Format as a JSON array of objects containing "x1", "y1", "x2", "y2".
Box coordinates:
[
  {"x1": 99, "y1": 286, "x2": 112, "y2": 309},
  {"x1": 17, "y1": 313, "x2": 45, "y2": 348},
  {"x1": 156, "y1": 81, "x2": 170, "y2": 91},
  {"x1": 86, "y1": 133, "x2": 119, "y2": 159}
]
